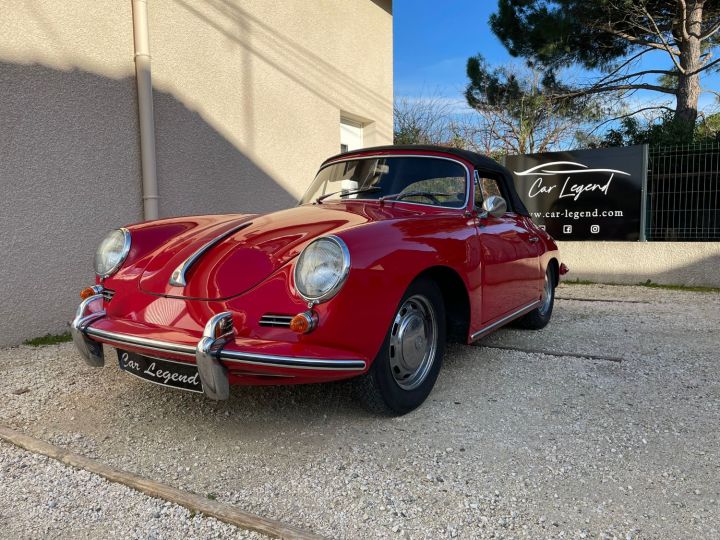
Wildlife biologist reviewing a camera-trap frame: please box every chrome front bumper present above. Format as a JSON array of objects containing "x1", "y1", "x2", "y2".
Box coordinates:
[{"x1": 71, "y1": 294, "x2": 366, "y2": 400}]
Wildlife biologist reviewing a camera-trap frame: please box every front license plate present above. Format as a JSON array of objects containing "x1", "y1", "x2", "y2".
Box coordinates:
[{"x1": 117, "y1": 350, "x2": 203, "y2": 393}]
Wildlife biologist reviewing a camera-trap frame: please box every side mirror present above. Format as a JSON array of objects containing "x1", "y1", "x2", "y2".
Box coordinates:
[{"x1": 481, "y1": 195, "x2": 507, "y2": 218}]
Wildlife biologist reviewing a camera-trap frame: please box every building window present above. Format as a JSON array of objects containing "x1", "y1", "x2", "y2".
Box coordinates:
[{"x1": 340, "y1": 117, "x2": 363, "y2": 153}]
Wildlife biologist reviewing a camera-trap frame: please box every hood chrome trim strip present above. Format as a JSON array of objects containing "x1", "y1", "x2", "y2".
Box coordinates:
[{"x1": 169, "y1": 221, "x2": 252, "y2": 287}]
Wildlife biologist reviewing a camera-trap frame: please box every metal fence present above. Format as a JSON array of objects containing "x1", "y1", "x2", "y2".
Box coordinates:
[{"x1": 646, "y1": 143, "x2": 720, "y2": 241}]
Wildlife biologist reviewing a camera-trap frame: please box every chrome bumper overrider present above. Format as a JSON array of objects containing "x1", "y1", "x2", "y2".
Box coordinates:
[
  {"x1": 71, "y1": 294, "x2": 366, "y2": 400},
  {"x1": 71, "y1": 295, "x2": 106, "y2": 367}
]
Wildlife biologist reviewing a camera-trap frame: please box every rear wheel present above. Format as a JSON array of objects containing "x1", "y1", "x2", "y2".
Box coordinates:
[
  {"x1": 355, "y1": 278, "x2": 446, "y2": 415},
  {"x1": 513, "y1": 265, "x2": 555, "y2": 330}
]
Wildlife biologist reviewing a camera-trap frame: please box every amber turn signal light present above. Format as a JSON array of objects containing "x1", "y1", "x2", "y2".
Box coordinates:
[
  {"x1": 80, "y1": 287, "x2": 97, "y2": 300},
  {"x1": 290, "y1": 311, "x2": 317, "y2": 334}
]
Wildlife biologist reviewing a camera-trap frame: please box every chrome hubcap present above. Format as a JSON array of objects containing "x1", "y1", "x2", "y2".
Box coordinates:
[
  {"x1": 388, "y1": 295, "x2": 437, "y2": 390},
  {"x1": 539, "y1": 270, "x2": 553, "y2": 315}
]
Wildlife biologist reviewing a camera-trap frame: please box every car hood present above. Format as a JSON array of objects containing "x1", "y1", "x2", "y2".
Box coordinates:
[{"x1": 138, "y1": 202, "x2": 404, "y2": 299}]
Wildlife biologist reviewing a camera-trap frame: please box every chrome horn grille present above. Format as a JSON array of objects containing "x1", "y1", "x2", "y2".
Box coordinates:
[{"x1": 259, "y1": 314, "x2": 293, "y2": 328}]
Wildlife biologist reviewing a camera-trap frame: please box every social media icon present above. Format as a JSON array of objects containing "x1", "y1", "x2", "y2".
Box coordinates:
[
  {"x1": 563, "y1": 225, "x2": 572, "y2": 234},
  {"x1": 590, "y1": 224, "x2": 600, "y2": 234}
]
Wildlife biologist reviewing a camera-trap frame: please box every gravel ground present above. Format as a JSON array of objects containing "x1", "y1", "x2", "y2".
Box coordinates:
[
  {"x1": 0, "y1": 283, "x2": 719, "y2": 539},
  {"x1": 0, "y1": 440, "x2": 264, "y2": 539}
]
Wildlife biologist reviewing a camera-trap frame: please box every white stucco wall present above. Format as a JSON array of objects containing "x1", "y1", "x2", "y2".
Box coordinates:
[
  {"x1": 0, "y1": 0, "x2": 393, "y2": 347},
  {"x1": 0, "y1": 1, "x2": 142, "y2": 347},
  {"x1": 557, "y1": 242, "x2": 720, "y2": 288},
  {"x1": 148, "y1": 0, "x2": 394, "y2": 216}
]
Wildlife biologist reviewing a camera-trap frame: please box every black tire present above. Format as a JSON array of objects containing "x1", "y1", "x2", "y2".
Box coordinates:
[
  {"x1": 355, "y1": 277, "x2": 446, "y2": 415},
  {"x1": 513, "y1": 265, "x2": 555, "y2": 330}
]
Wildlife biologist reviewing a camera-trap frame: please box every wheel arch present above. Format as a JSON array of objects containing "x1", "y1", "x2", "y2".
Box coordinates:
[
  {"x1": 413, "y1": 265, "x2": 471, "y2": 343},
  {"x1": 547, "y1": 257, "x2": 560, "y2": 287}
]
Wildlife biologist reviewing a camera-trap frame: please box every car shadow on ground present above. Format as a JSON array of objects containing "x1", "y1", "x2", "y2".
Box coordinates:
[{"x1": 87, "y1": 338, "x2": 505, "y2": 425}]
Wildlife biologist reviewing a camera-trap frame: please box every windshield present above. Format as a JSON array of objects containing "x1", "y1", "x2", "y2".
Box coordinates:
[{"x1": 299, "y1": 156, "x2": 468, "y2": 208}]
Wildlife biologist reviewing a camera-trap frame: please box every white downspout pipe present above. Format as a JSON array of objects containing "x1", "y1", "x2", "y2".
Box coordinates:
[{"x1": 132, "y1": 0, "x2": 159, "y2": 220}]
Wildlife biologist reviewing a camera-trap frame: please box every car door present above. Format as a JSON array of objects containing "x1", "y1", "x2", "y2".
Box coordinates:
[{"x1": 474, "y1": 172, "x2": 542, "y2": 325}]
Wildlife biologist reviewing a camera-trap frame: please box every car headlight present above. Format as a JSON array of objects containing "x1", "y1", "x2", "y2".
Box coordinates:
[
  {"x1": 294, "y1": 236, "x2": 350, "y2": 303},
  {"x1": 94, "y1": 228, "x2": 131, "y2": 278}
]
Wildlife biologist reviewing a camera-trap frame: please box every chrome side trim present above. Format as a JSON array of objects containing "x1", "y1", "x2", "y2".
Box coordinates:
[
  {"x1": 169, "y1": 222, "x2": 252, "y2": 287},
  {"x1": 470, "y1": 300, "x2": 542, "y2": 341},
  {"x1": 83, "y1": 326, "x2": 367, "y2": 371}
]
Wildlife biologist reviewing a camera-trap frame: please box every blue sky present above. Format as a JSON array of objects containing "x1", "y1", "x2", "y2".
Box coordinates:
[
  {"x1": 394, "y1": 1, "x2": 507, "y2": 110},
  {"x1": 393, "y1": 1, "x2": 719, "y2": 116}
]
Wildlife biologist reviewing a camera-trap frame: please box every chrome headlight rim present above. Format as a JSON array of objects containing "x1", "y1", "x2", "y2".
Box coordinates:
[
  {"x1": 293, "y1": 235, "x2": 351, "y2": 303},
  {"x1": 94, "y1": 227, "x2": 132, "y2": 279}
]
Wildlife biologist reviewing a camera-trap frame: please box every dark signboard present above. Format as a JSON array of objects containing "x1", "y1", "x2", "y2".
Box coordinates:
[{"x1": 504, "y1": 146, "x2": 646, "y2": 240}]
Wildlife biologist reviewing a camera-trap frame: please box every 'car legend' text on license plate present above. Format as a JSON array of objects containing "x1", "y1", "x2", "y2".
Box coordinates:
[{"x1": 117, "y1": 350, "x2": 203, "y2": 393}]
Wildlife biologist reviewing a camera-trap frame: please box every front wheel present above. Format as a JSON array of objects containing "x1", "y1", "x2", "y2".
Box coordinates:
[
  {"x1": 513, "y1": 265, "x2": 555, "y2": 330},
  {"x1": 355, "y1": 278, "x2": 446, "y2": 415}
]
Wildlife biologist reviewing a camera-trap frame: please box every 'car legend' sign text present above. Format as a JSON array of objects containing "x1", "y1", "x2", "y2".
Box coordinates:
[{"x1": 504, "y1": 146, "x2": 645, "y2": 241}]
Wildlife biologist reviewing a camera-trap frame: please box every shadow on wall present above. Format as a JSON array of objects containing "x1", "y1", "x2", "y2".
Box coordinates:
[
  {"x1": 628, "y1": 252, "x2": 720, "y2": 288},
  {"x1": 153, "y1": 88, "x2": 295, "y2": 217},
  {"x1": 655, "y1": 253, "x2": 720, "y2": 288},
  {"x1": 561, "y1": 247, "x2": 720, "y2": 288},
  {"x1": 0, "y1": 61, "x2": 294, "y2": 347},
  {"x1": 370, "y1": 0, "x2": 393, "y2": 14}
]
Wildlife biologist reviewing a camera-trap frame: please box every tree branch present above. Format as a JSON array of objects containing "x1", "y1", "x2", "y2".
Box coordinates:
[
  {"x1": 593, "y1": 48, "x2": 655, "y2": 87},
  {"x1": 602, "y1": 26, "x2": 681, "y2": 55},
  {"x1": 702, "y1": 89, "x2": 720, "y2": 106},
  {"x1": 589, "y1": 68, "x2": 676, "y2": 89},
  {"x1": 687, "y1": 56, "x2": 720, "y2": 76},
  {"x1": 701, "y1": 20, "x2": 720, "y2": 41},
  {"x1": 557, "y1": 83, "x2": 677, "y2": 100},
  {"x1": 641, "y1": 5, "x2": 686, "y2": 72},
  {"x1": 677, "y1": 0, "x2": 691, "y2": 41},
  {"x1": 587, "y1": 105, "x2": 676, "y2": 134}
]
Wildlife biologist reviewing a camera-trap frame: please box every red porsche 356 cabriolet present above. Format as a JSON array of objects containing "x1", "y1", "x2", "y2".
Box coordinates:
[{"x1": 72, "y1": 145, "x2": 566, "y2": 414}]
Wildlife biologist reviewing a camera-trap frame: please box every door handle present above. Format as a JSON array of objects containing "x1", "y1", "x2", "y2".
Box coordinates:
[{"x1": 529, "y1": 236, "x2": 540, "y2": 243}]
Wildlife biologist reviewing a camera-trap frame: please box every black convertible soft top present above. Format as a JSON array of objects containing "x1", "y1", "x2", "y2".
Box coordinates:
[{"x1": 322, "y1": 144, "x2": 529, "y2": 216}]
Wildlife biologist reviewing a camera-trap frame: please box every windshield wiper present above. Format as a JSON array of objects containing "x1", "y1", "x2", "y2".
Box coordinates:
[
  {"x1": 380, "y1": 191, "x2": 454, "y2": 204},
  {"x1": 316, "y1": 186, "x2": 381, "y2": 204}
]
